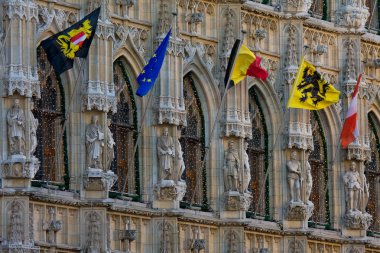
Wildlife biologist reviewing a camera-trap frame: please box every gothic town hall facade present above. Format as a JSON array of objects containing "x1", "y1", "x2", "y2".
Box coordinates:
[{"x1": 1, "y1": 0, "x2": 380, "y2": 252}]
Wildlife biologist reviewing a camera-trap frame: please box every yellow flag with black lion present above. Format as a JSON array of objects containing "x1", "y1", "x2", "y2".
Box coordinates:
[{"x1": 287, "y1": 58, "x2": 340, "y2": 110}]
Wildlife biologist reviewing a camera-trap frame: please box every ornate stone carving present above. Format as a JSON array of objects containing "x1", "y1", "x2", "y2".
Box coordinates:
[
  {"x1": 105, "y1": 119, "x2": 115, "y2": 171},
  {"x1": 29, "y1": 107, "x2": 38, "y2": 157},
  {"x1": 186, "y1": 228, "x2": 205, "y2": 252},
  {"x1": 281, "y1": 0, "x2": 312, "y2": 15},
  {"x1": 186, "y1": 12, "x2": 204, "y2": 34},
  {"x1": 86, "y1": 211, "x2": 101, "y2": 253},
  {"x1": 114, "y1": 24, "x2": 149, "y2": 58},
  {"x1": 3, "y1": 65, "x2": 39, "y2": 98},
  {"x1": 156, "y1": 97, "x2": 187, "y2": 126},
  {"x1": 175, "y1": 139, "x2": 185, "y2": 183},
  {"x1": 159, "y1": 221, "x2": 174, "y2": 253},
  {"x1": 224, "y1": 191, "x2": 252, "y2": 211},
  {"x1": 223, "y1": 109, "x2": 252, "y2": 139},
  {"x1": 184, "y1": 40, "x2": 216, "y2": 74},
  {"x1": 242, "y1": 141, "x2": 251, "y2": 193},
  {"x1": 154, "y1": 180, "x2": 186, "y2": 201},
  {"x1": 286, "y1": 201, "x2": 314, "y2": 221},
  {"x1": 157, "y1": 0, "x2": 171, "y2": 36},
  {"x1": 42, "y1": 207, "x2": 62, "y2": 244},
  {"x1": 220, "y1": 7, "x2": 237, "y2": 74},
  {"x1": 225, "y1": 230, "x2": 240, "y2": 253},
  {"x1": 287, "y1": 122, "x2": 313, "y2": 150},
  {"x1": 346, "y1": 138, "x2": 371, "y2": 161},
  {"x1": 7, "y1": 99, "x2": 25, "y2": 156},
  {"x1": 3, "y1": 0, "x2": 38, "y2": 21},
  {"x1": 288, "y1": 238, "x2": 304, "y2": 253},
  {"x1": 287, "y1": 150, "x2": 302, "y2": 203},
  {"x1": 260, "y1": 58, "x2": 278, "y2": 86},
  {"x1": 335, "y1": 2, "x2": 369, "y2": 30},
  {"x1": 7, "y1": 201, "x2": 24, "y2": 245},
  {"x1": 37, "y1": 6, "x2": 72, "y2": 35},
  {"x1": 83, "y1": 169, "x2": 117, "y2": 192},
  {"x1": 343, "y1": 162, "x2": 369, "y2": 213},
  {"x1": 86, "y1": 115, "x2": 105, "y2": 170},
  {"x1": 157, "y1": 127, "x2": 175, "y2": 182},
  {"x1": 82, "y1": 81, "x2": 117, "y2": 113},
  {"x1": 118, "y1": 218, "x2": 136, "y2": 253},
  {"x1": 344, "y1": 212, "x2": 372, "y2": 230},
  {"x1": 343, "y1": 39, "x2": 358, "y2": 88},
  {"x1": 1, "y1": 156, "x2": 39, "y2": 179}
]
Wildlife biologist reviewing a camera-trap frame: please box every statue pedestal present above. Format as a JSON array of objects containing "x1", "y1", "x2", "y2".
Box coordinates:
[
  {"x1": 1, "y1": 155, "x2": 39, "y2": 188},
  {"x1": 82, "y1": 168, "x2": 117, "y2": 199},
  {"x1": 220, "y1": 191, "x2": 252, "y2": 219},
  {"x1": 152, "y1": 180, "x2": 186, "y2": 209},
  {"x1": 283, "y1": 201, "x2": 314, "y2": 230},
  {"x1": 342, "y1": 211, "x2": 372, "y2": 237}
]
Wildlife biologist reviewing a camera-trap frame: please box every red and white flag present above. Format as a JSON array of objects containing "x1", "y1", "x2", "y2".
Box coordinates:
[{"x1": 340, "y1": 74, "x2": 362, "y2": 148}]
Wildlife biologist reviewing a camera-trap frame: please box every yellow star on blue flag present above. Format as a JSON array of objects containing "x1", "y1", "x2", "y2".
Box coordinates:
[{"x1": 136, "y1": 29, "x2": 171, "y2": 97}]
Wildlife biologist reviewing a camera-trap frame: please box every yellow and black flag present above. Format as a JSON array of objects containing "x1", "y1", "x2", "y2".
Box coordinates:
[
  {"x1": 41, "y1": 7, "x2": 100, "y2": 75},
  {"x1": 287, "y1": 58, "x2": 340, "y2": 110}
]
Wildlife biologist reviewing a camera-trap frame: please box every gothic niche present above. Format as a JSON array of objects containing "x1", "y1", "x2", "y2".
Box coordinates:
[
  {"x1": 7, "y1": 201, "x2": 24, "y2": 245},
  {"x1": 366, "y1": 112, "x2": 380, "y2": 232},
  {"x1": 86, "y1": 211, "x2": 102, "y2": 253},
  {"x1": 34, "y1": 46, "x2": 66, "y2": 183},
  {"x1": 108, "y1": 59, "x2": 137, "y2": 194},
  {"x1": 224, "y1": 230, "x2": 240, "y2": 253},
  {"x1": 158, "y1": 221, "x2": 174, "y2": 253},
  {"x1": 179, "y1": 74, "x2": 205, "y2": 206}
]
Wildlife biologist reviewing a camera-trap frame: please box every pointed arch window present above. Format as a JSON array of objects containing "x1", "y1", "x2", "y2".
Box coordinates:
[
  {"x1": 33, "y1": 46, "x2": 67, "y2": 184},
  {"x1": 247, "y1": 87, "x2": 269, "y2": 217},
  {"x1": 180, "y1": 74, "x2": 206, "y2": 207},
  {"x1": 309, "y1": 112, "x2": 329, "y2": 226},
  {"x1": 366, "y1": 0, "x2": 379, "y2": 32},
  {"x1": 109, "y1": 59, "x2": 138, "y2": 195},
  {"x1": 366, "y1": 112, "x2": 380, "y2": 232}
]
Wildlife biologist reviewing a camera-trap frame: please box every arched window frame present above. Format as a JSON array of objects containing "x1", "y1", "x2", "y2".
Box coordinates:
[
  {"x1": 180, "y1": 73, "x2": 207, "y2": 210},
  {"x1": 33, "y1": 46, "x2": 69, "y2": 189},
  {"x1": 246, "y1": 87, "x2": 270, "y2": 219},
  {"x1": 110, "y1": 58, "x2": 139, "y2": 197}
]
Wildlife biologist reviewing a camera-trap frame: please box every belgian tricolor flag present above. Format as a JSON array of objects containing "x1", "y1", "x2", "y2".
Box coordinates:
[
  {"x1": 225, "y1": 39, "x2": 268, "y2": 88},
  {"x1": 41, "y1": 7, "x2": 101, "y2": 75}
]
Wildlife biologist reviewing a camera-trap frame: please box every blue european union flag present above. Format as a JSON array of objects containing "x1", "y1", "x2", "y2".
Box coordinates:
[{"x1": 136, "y1": 29, "x2": 171, "y2": 97}]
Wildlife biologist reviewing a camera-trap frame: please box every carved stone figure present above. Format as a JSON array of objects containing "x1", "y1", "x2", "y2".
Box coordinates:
[
  {"x1": 175, "y1": 139, "x2": 185, "y2": 182},
  {"x1": 87, "y1": 212, "x2": 101, "y2": 253},
  {"x1": 8, "y1": 202, "x2": 23, "y2": 245},
  {"x1": 29, "y1": 107, "x2": 38, "y2": 157},
  {"x1": 223, "y1": 141, "x2": 240, "y2": 192},
  {"x1": 7, "y1": 99, "x2": 25, "y2": 156},
  {"x1": 105, "y1": 119, "x2": 115, "y2": 171},
  {"x1": 242, "y1": 141, "x2": 251, "y2": 193},
  {"x1": 305, "y1": 151, "x2": 312, "y2": 204},
  {"x1": 287, "y1": 150, "x2": 302, "y2": 203},
  {"x1": 160, "y1": 222, "x2": 172, "y2": 253},
  {"x1": 86, "y1": 115, "x2": 105, "y2": 170},
  {"x1": 343, "y1": 162, "x2": 369, "y2": 213},
  {"x1": 157, "y1": 127, "x2": 175, "y2": 181}
]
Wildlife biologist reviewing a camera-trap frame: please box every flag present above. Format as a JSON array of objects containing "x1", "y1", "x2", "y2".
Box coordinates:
[
  {"x1": 136, "y1": 29, "x2": 171, "y2": 97},
  {"x1": 287, "y1": 58, "x2": 340, "y2": 110},
  {"x1": 340, "y1": 74, "x2": 362, "y2": 148},
  {"x1": 41, "y1": 7, "x2": 100, "y2": 75},
  {"x1": 224, "y1": 39, "x2": 268, "y2": 88}
]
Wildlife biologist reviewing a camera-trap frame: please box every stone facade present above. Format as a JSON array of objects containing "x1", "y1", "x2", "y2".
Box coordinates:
[{"x1": 0, "y1": 0, "x2": 380, "y2": 252}]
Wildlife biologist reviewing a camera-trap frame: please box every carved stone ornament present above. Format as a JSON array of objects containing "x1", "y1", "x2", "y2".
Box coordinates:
[
  {"x1": 83, "y1": 168, "x2": 117, "y2": 192},
  {"x1": 37, "y1": 5, "x2": 70, "y2": 36},
  {"x1": 345, "y1": 246, "x2": 363, "y2": 253},
  {"x1": 186, "y1": 228, "x2": 206, "y2": 252},
  {"x1": 156, "y1": 97, "x2": 187, "y2": 126},
  {"x1": 86, "y1": 211, "x2": 102, "y2": 253},
  {"x1": 154, "y1": 180, "x2": 186, "y2": 201},
  {"x1": 42, "y1": 208, "x2": 62, "y2": 244},
  {"x1": 346, "y1": 138, "x2": 371, "y2": 161},
  {"x1": 224, "y1": 191, "x2": 253, "y2": 211},
  {"x1": 3, "y1": 65, "x2": 40, "y2": 98},
  {"x1": 82, "y1": 81, "x2": 117, "y2": 113},
  {"x1": 1, "y1": 157, "x2": 39, "y2": 179},
  {"x1": 335, "y1": 4, "x2": 369, "y2": 31},
  {"x1": 225, "y1": 230, "x2": 240, "y2": 253},
  {"x1": 344, "y1": 212, "x2": 372, "y2": 230},
  {"x1": 288, "y1": 238, "x2": 304, "y2": 253},
  {"x1": 286, "y1": 202, "x2": 314, "y2": 221},
  {"x1": 281, "y1": 0, "x2": 312, "y2": 15},
  {"x1": 287, "y1": 122, "x2": 313, "y2": 150},
  {"x1": 184, "y1": 41, "x2": 216, "y2": 74},
  {"x1": 3, "y1": 0, "x2": 38, "y2": 21},
  {"x1": 113, "y1": 24, "x2": 149, "y2": 58},
  {"x1": 223, "y1": 109, "x2": 252, "y2": 139}
]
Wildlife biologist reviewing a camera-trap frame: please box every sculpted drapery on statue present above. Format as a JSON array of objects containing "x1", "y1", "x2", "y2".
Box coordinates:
[
  {"x1": 175, "y1": 139, "x2": 185, "y2": 183},
  {"x1": 223, "y1": 141, "x2": 240, "y2": 192},
  {"x1": 157, "y1": 127, "x2": 175, "y2": 181},
  {"x1": 105, "y1": 119, "x2": 115, "y2": 171},
  {"x1": 7, "y1": 99, "x2": 25, "y2": 156},
  {"x1": 286, "y1": 151, "x2": 302, "y2": 203},
  {"x1": 305, "y1": 151, "x2": 312, "y2": 204},
  {"x1": 29, "y1": 105, "x2": 39, "y2": 157},
  {"x1": 243, "y1": 141, "x2": 251, "y2": 193},
  {"x1": 343, "y1": 162, "x2": 369, "y2": 213},
  {"x1": 86, "y1": 115, "x2": 105, "y2": 170}
]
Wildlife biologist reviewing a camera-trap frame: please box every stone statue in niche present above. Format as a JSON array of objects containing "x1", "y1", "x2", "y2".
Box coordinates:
[
  {"x1": 305, "y1": 151, "x2": 313, "y2": 204},
  {"x1": 105, "y1": 119, "x2": 115, "y2": 171},
  {"x1": 7, "y1": 99, "x2": 25, "y2": 156},
  {"x1": 8, "y1": 202, "x2": 23, "y2": 245},
  {"x1": 29, "y1": 105, "x2": 38, "y2": 157},
  {"x1": 242, "y1": 141, "x2": 251, "y2": 193},
  {"x1": 344, "y1": 161, "x2": 369, "y2": 213},
  {"x1": 223, "y1": 141, "x2": 240, "y2": 192},
  {"x1": 157, "y1": 127, "x2": 175, "y2": 182},
  {"x1": 287, "y1": 150, "x2": 302, "y2": 203},
  {"x1": 175, "y1": 139, "x2": 185, "y2": 183},
  {"x1": 86, "y1": 115, "x2": 105, "y2": 170}
]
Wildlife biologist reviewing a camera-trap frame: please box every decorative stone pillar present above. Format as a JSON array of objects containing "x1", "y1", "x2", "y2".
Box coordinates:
[
  {"x1": 80, "y1": 208, "x2": 108, "y2": 253},
  {"x1": 152, "y1": 0, "x2": 186, "y2": 209},
  {"x1": 0, "y1": 197, "x2": 40, "y2": 253},
  {"x1": 335, "y1": 0, "x2": 369, "y2": 32},
  {"x1": 81, "y1": 1, "x2": 117, "y2": 199},
  {"x1": 0, "y1": 0, "x2": 40, "y2": 188}
]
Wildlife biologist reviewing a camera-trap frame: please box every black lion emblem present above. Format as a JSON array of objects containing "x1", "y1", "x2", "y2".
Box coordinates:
[{"x1": 296, "y1": 66, "x2": 330, "y2": 106}]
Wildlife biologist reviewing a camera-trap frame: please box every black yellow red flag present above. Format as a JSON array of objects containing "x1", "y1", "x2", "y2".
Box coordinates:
[{"x1": 41, "y1": 7, "x2": 100, "y2": 75}]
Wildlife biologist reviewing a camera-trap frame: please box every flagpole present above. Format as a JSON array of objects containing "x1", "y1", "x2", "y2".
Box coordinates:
[
  {"x1": 120, "y1": 14, "x2": 177, "y2": 195},
  {"x1": 188, "y1": 31, "x2": 246, "y2": 208}
]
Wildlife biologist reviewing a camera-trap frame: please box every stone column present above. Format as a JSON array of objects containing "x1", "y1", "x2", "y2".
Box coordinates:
[
  {"x1": 81, "y1": 0, "x2": 117, "y2": 199},
  {"x1": 279, "y1": 2, "x2": 314, "y2": 230},
  {"x1": 152, "y1": 0, "x2": 186, "y2": 209},
  {"x1": 218, "y1": 5, "x2": 252, "y2": 220},
  {"x1": 0, "y1": 0, "x2": 40, "y2": 188}
]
